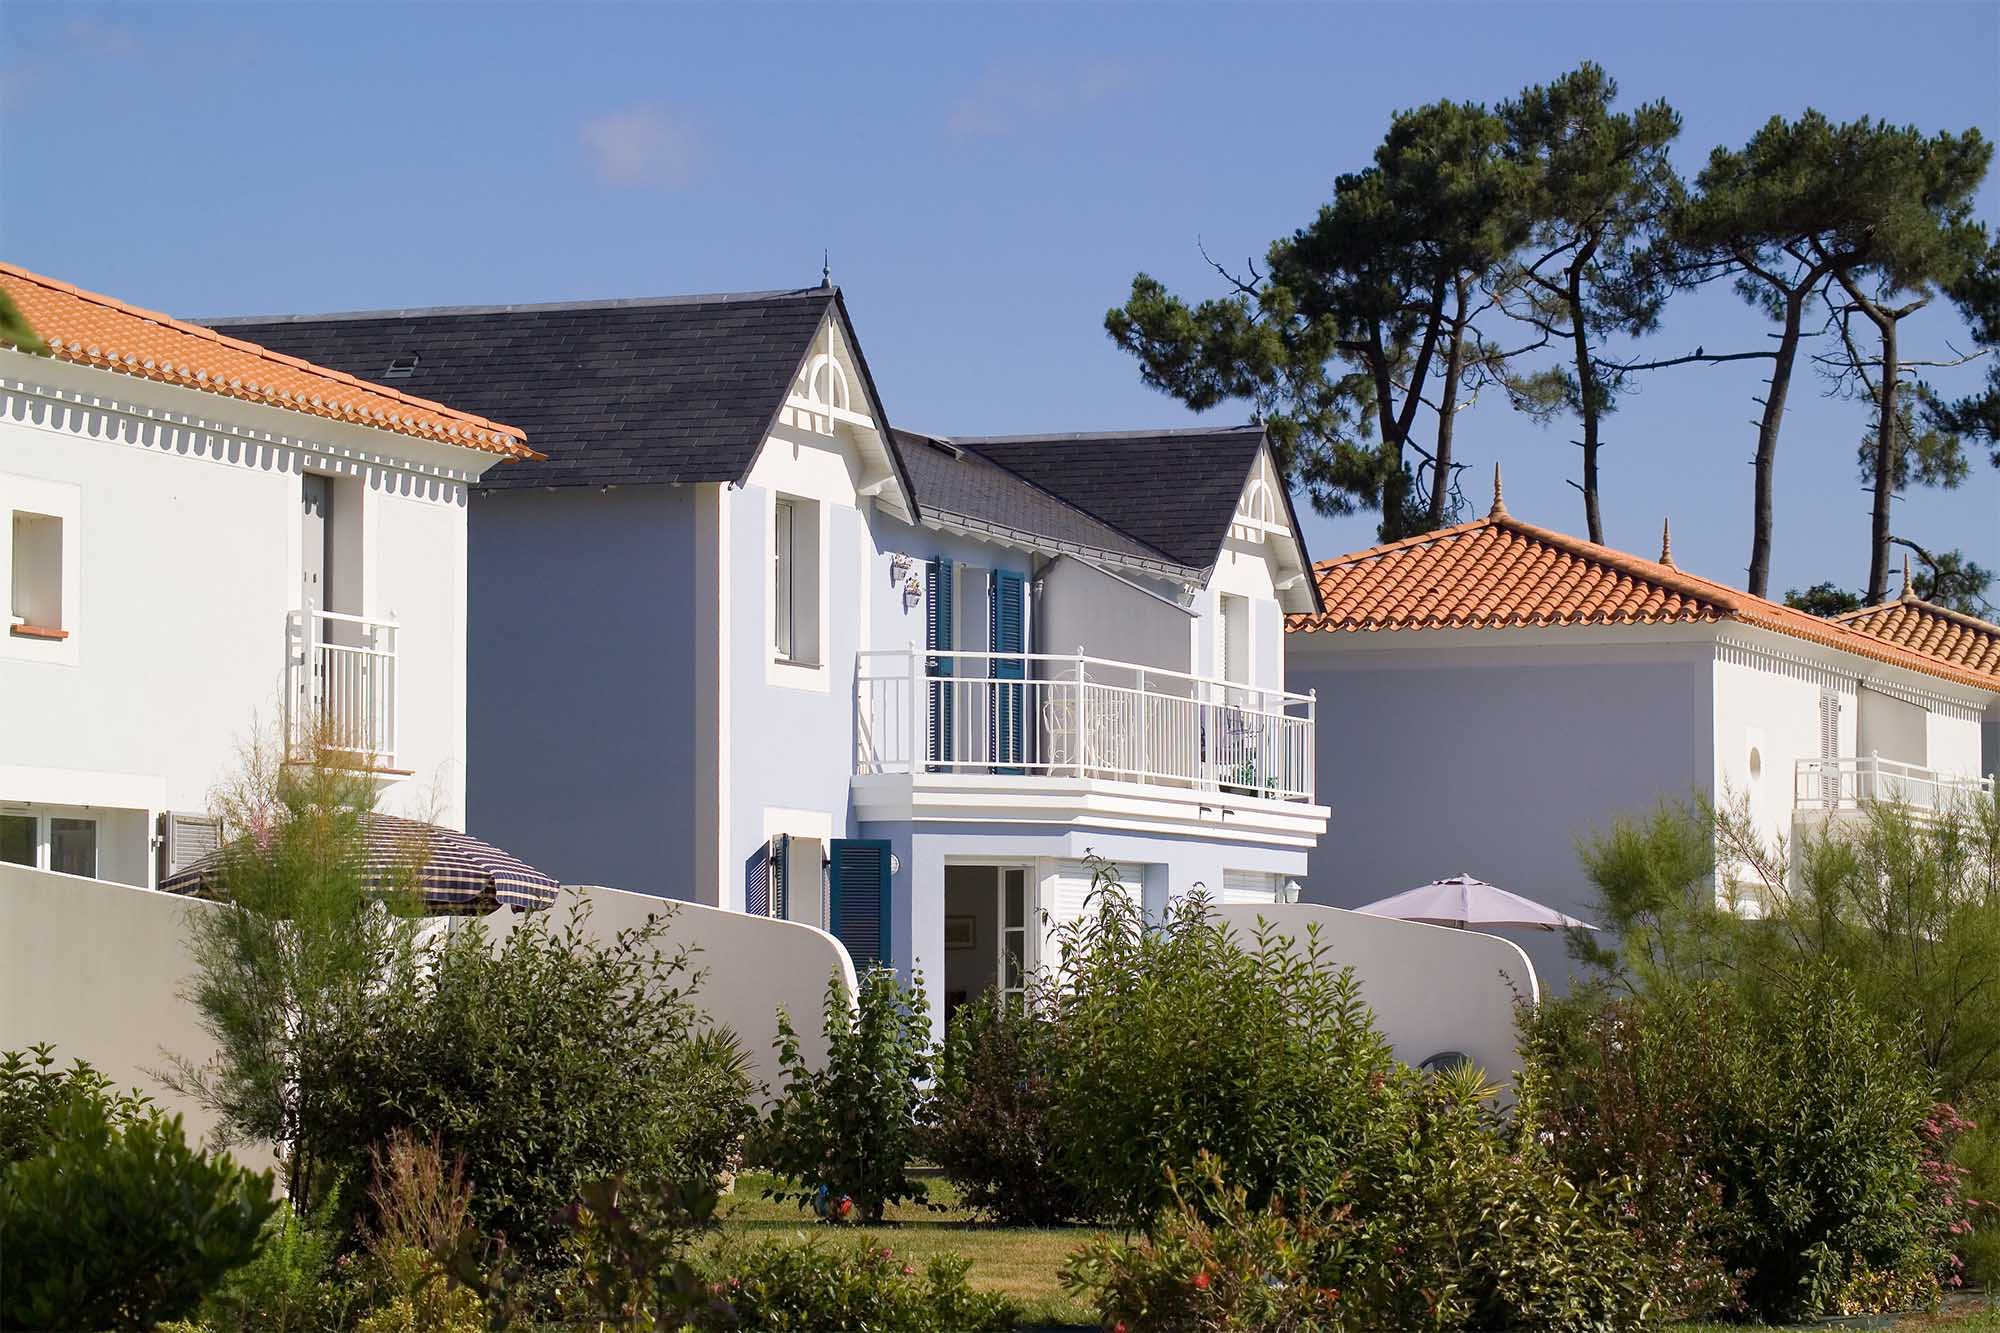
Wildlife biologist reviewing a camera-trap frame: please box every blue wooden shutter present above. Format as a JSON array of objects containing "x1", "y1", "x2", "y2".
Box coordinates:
[
  {"x1": 771, "y1": 833, "x2": 789, "y2": 918},
  {"x1": 926, "y1": 558, "x2": 954, "y2": 766},
  {"x1": 990, "y1": 570, "x2": 1026, "y2": 772},
  {"x1": 829, "y1": 838, "x2": 892, "y2": 969},
  {"x1": 745, "y1": 841, "x2": 770, "y2": 917}
]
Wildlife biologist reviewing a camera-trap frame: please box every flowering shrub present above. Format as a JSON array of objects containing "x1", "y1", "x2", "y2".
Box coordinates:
[
  {"x1": 923, "y1": 989, "x2": 1083, "y2": 1225},
  {"x1": 1063, "y1": 1153, "x2": 1362, "y2": 1332},
  {"x1": 1522, "y1": 973, "x2": 1969, "y2": 1323},
  {"x1": 688, "y1": 1236, "x2": 1018, "y2": 1332},
  {"x1": 758, "y1": 967, "x2": 933, "y2": 1223}
]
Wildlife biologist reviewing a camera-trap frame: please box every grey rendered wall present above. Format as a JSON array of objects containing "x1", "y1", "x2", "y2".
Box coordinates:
[
  {"x1": 726, "y1": 487, "x2": 867, "y2": 911},
  {"x1": 1982, "y1": 712, "x2": 1997, "y2": 779},
  {"x1": 1289, "y1": 644, "x2": 1713, "y2": 991},
  {"x1": 1035, "y1": 557, "x2": 1193, "y2": 674},
  {"x1": 467, "y1": 487, "x2": 701, "y2": 896}
]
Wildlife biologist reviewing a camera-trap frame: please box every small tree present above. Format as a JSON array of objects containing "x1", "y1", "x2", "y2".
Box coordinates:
[
  {"x1": 167, "y1": 723, "x2": 427, "y2": 1210},
  {"x1": 759, "y1": 967, "x2": 933, "y2": 1224}
]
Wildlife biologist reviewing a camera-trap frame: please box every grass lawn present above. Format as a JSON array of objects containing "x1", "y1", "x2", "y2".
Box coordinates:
[{"x1": 721, "y1": 1174, "x2": 2000, "y2": 1331}]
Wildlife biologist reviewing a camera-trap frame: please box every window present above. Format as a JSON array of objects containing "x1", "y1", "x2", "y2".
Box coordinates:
[
  {"x1": 0, "y1": 814, "x2": 32, "y2": 867},
  {"x1": 0, "y1": 811, "x2": 97, "y2": 877},
  {"x1": 10, "y1": 511, "x2": 63, "y2": 638},
  {"x1": 50, "y1": 818, "x2": 96, "y2": 878},
  {"x1": 772, "y1": 495, "x2": 820, "y2": 666}
]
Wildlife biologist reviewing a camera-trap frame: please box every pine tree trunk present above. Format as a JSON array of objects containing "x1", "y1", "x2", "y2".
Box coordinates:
[
  {"x1": 1428, "y1": 280, "x2": 1471, "y2": 531},
  {"x1": 1568, "y1": 252, "x2": 1605, "y2": 545},
  {"x1": 1748, "y1": 285, "x2": 1809, "y2": 599},
  {"x1": 1866, "y1": 317, "x2": 1901, "y2": 603}
]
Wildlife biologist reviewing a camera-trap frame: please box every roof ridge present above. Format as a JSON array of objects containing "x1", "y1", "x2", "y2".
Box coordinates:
[
  {"x1": 953, "y1": 424, "x2": 1265, "y2": 445},
  {"x1": 1313, "y1": 514, "x2": 1507, "y2": 568},
  {"x1": 1833, "y1": 596, "x2": 2000, "y2": 636},
  {"x1": 1, "y1": 263, "x2": 527, "y2": 443},
  {"x1": 197, "y1": 286, "x2": 834, "y2": 327},
  {"x1": 1484, "y1": 514, "x2": 1745, "y2": 614}
]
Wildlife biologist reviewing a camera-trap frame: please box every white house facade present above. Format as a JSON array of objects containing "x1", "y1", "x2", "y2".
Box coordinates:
[
  {"x1": 217, "y1": 286, "x2": 1330, "y2": 1032},
  {"x1": 1285, "y1": 488, "x2": 2000, "y2": 990},
  {"x1": 0, "y1": 265, "x2": 531, "y2": 889}
]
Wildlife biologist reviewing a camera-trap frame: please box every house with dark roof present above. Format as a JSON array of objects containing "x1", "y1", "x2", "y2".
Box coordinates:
[
  {"x1": 211, "y1": 284, "x2": 1326, "y2": 1030},
  {"x1": 1284, "y1": 479, "x2": 1999, "y2": 990}
]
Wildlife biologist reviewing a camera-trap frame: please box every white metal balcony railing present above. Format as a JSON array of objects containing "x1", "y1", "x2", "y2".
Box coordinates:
[
  {"x1": 856, "y1": 648, "x2": 1316, "y2": 802},
  {"x1": 1794, "y1": 754, "x2": 1995, "y2": 815},
  {"x1": 285, "y1": 609, "x2": 398, "y2": 766}
]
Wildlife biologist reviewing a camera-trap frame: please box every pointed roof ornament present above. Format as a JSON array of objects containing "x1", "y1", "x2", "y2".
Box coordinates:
[
  {"x1": 1658, "y1": 517, "x2": 1675, "y2": 568},
  {"x1": 1488, "y1": 462, "x2": 1507, "y2": 518},
  {"x1": 820, "y1": 250, "x2": 832, "y2": 289},
  {"x1": 1900, "y1": 552, "x2": 1916, "y2": 601}
]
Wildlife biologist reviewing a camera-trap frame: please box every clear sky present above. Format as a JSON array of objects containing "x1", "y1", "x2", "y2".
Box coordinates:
[{"x1": 3, "y1": 0, "x2": 1995, "y2": 597}]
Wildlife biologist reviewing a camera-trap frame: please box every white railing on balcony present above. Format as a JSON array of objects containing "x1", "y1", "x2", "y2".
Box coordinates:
[
  {"x1": 285, "y1": 609, "x2": 398, "y2": 766},
  {"x1": 856, "y1": 648, "x2": 1316, "y2": 802},
  {"x1": 1794, "y1": 754, "x2": 1995, "y2": 815}
]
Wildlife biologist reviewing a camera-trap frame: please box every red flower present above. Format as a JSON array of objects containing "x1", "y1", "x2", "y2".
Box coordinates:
[
  {"x1": 836, "y1": 1196, "x2": 854, "y2": 1220},
  {"x1": 1192, "y1": 1271, "x2": 1211, "y2": 1291}
]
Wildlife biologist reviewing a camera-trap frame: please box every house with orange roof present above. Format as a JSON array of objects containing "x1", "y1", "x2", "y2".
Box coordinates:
[
  {"x1": 1285, "y1": 474, "x2": 1999, "y2": 989},
  {"x1": 0, "y1": 264, "x2": 534, "y2": 887}
]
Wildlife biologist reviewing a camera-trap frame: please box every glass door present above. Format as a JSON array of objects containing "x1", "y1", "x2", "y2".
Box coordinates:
[{"x1": 999, "y1": 867, "x2": 1028, "y2": 1010}]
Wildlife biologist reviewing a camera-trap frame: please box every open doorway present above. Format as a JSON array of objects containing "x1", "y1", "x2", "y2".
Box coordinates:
[{"x1": 942, "y1": 864, "x2": 1029, "y2": 1027}]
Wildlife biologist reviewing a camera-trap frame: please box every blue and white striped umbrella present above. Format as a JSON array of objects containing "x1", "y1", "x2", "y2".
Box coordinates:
[{"x1": 160, "y1": 813, "x2": 558, "y2": 913}]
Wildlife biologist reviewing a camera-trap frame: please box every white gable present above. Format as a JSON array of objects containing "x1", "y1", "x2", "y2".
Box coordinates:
[
  {"x1": 1211, "y1": 446, "x2": 1316, "y2": 614},
  {"x1": 749, "y1": 311, "x2": 912, "y2": 521}
]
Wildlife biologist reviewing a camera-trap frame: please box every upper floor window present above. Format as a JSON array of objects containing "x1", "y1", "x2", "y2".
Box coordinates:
[
  {"x1": 9, "y1": 511, "x2": 65, "y2": 640},
  {"x1": 1218, "y1": 593, "x2": 1249, "y2": 684},
  {"x1": 773, "y1": 495, "x2": 821, "y2": 666}
]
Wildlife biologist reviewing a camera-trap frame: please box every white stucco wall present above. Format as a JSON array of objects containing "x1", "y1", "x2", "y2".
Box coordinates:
[
  {"x1": 1212, "y1": 902, "x2": 1535, "y2": 1079},
  {"x1": 1, "y1": 352, "x2": 495, "y2": 888},
  {"x1": 2, "y1": 866, "x2": 857, "y2": 1155},
  {"x1": 1710, "y1": 643, "x2": 1852, "y2": 856}
]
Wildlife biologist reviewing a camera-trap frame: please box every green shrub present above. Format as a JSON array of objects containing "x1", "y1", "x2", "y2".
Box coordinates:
[
  {"x1": 190, "y1": 1196, "x2": 360, "y2": 1333},
  {"x1": 923, "y1": 989, "x2": 1083, "y2": 1225},
  {"x1": 0, "y1": 1097, "x2": 278, "y2": 1330},
  {"x1": 1, "y1": 1043, "x2": 149, "y2": 1163},
  {"x1": 691, "y1": 1236, "x2": 1018, "y2": 1332},
  {"x1": 1525, "y1": 974, "x2": 1966, "y2": 1322},
  {"x1": 299, "y1": 899, "x2": 757, "y2": 1266},
  {"x1": 1045, "y1": 866, "x2": 1402, "y2": 1227},
  {"x1": 758, "y1": 967, "x2": 932, "y2": 1223}
]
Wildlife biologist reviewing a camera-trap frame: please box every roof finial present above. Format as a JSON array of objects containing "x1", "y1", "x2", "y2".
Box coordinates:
[
  {"x1": 1900, "y1": 552, "x2": 1915, "y2": 601},
  {"x1": 1488, "y1": 462, "x2": 1507, "y2": 518},
  {"x1": 1659, "y1": 517, "x2": 1675, "y2": 568},
  {"x1": 820, "y1": 250, "x2": 832, "y2": 289}
]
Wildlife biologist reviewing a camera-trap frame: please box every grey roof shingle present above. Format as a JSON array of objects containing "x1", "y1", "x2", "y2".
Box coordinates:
[
  {"x1": 953, "y1": 426, "x2": 1270, "y2": 569},
  {"x1": 894, "y1": 430, "x2": 1188, "y2": 572},
  {"x1": 201, "y1": 289, "x2": 843, "y2": 491}
]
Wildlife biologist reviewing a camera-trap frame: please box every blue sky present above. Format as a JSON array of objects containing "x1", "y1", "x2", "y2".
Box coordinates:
[{"x1": 3, "y1": 0, "x2": 1994, "y2": 597}]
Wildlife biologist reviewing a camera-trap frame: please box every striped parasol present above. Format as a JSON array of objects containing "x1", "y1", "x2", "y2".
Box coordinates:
[{"x1": 160, "y1": 813, "x2": 558, "y2": 913}]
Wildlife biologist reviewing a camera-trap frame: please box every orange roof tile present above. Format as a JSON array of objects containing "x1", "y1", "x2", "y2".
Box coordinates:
[
  {"x1": 1833, "y1": 596, "x2": 2000, "y2": 683},
  {"x1": 0, "y1": 264, "x2": 535, "y2": 460},
  {"x1": 1288, "y1": 511, "x2": 2000, "y2": 696}
]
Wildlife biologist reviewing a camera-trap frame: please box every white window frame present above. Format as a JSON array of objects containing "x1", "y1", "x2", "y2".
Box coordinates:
[
  {"x1": 1, "y1": 474, "x2": 82, "y2": 666},
  {"x1": 0, "y1": 808, "x2": 99, "y2": 878},
  {"x1": 774, "y1": 497, "x2": 796, "y2": 661},
  {"x1": 767, "y1": 490, "x2": 827, "y2": 688}
]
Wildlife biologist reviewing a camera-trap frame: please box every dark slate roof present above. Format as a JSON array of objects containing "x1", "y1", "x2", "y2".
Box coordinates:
[
  {"x1": 200, "y1": 288, "x2": 843, "y2": 491},
  {"x1": 953, "y1": 426, "x2": 1271, "y2": 569},
  {"x1": 893, "y1": 430, "x2": 1186, "y2": 571}
]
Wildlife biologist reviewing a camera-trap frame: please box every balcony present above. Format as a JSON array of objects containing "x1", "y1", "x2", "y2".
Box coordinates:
[
  {"x1": 855, "y1": 650, "x2": 1319, "y2": 835},
  {"x1": 285, "y1": 609, "x2": 399, "y2": 770},
  {"x1": 1793, "y1": 755, "x2": 1994, "y2": 817}
]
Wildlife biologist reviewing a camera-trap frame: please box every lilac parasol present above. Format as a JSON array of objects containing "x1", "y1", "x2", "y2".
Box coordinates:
[{"x1": 1355, "y1": 874, "x2": 1598, "y2": 932}]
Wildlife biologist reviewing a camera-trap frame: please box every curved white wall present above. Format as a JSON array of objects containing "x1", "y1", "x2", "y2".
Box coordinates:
[{"x1": 1213, "y1": 902, "x2": 1536, "y2": 1079}]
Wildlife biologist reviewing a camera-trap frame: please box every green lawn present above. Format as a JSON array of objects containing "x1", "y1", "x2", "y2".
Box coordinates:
[{"x1": 720, "y1": 1174, "x2": 2000, "y2": 1331}]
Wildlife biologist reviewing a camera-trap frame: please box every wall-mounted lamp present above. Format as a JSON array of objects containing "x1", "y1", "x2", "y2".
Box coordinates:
[{"x1": 1282, "y1": 880, "x2": 1303, "y2": 904}]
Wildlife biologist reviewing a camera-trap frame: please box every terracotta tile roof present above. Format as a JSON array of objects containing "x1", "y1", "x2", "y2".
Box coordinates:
[
  {"x1": 1833, "y1": 595, "x2": 2000, "y2": 683},
  {"x1": 1288, "y1": 507, "x2": 2000, "y2": 696},
  {"x1": 0, "y1": 264, "x2": 534, "y2": 460}
]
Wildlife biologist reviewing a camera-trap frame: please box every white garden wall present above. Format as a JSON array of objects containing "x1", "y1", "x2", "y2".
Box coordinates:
[{"x1": 1212, "y1": 902, "x2": 1536, "y2": 1080}]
